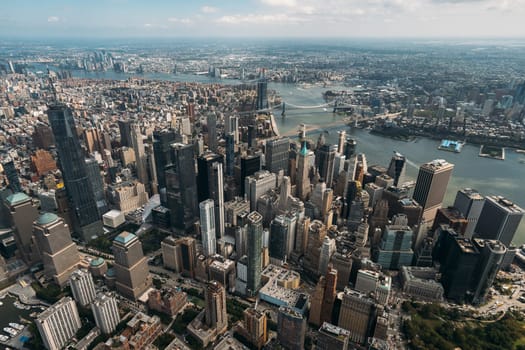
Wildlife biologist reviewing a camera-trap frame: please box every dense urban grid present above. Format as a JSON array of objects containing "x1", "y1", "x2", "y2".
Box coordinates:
[{"x1": 0, "y1": 39, "x2": 524, "y2": 350}]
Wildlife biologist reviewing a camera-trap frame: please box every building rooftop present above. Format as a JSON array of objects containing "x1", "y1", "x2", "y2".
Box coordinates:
[
  {"x1": 488, "y1": 196, "x2": 525, "y2": 214},
  {"x1": 319, "y1": 322, "x2": 350, "y2": 337},
  {"x1": 5, "y1": 192, "x2": 30, "y2": 206},
  {"x1": 459, "y1": 188, "x2": 484, "y2": 200},
  {"x1": 36, "y1": 212, "x2": 59, "y2": 226},
  {"x1": 114, "y1": 231, "x2": 137, "y2": 245},
  {"x1": 90, "y1": 257, "x2": 105, "y2": 267},
  {"x1": 103, "y1": 209, "x2": 123, "y2": 219}
]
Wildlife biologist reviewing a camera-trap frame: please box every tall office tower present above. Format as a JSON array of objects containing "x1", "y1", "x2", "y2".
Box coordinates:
[
  {"x1": 375, "y1": 218, "x2": 414, "y2": 270},
  {"x1": 453, "y1": 188, "x2": 485, "y2": 238},
  {"x1": 197, "y1": 153, "x2": 224, "y2": 221},
  {"x1": 36, "y1": 297, "x2": 81, "y2": 350},
  {"x1": 165, "y1": 143, "x2": 198, "y2": 233},
  {"x1": 243, "y1": 307, "x2": 268, "y2": 349},
  {"x1": 4, "y1": 192, "x2": 39, "y2": 264},
  {"x1": 207, "y1": 112, "x2": 218, "y2": 152},
  {"x1": 387, "y1": 152, "x2": 406, "y2": 187},
  {"x1": 246, "y1": 211, "x2": 263, "y2": 296},
  {"x1": 245, "y1": 170, "x2": 277, "y2": 211},
  {"x1": 69, "y1": 269, "x2": 96, "y2": 307},
  {"x1": 317, "y1": 322, "x2": 350, "y2": 350},
  {"x1": 338, "y1": 290, "x2": 377, "y2": 345},
  {"x1": 130, "y1": 122, "x2": 149, "y2": 188},
  {"x1": 118, "y1": 119, "x2": 132, "y2": 147},
  {"x1": 1, "y1": 158, "x2": 21, "y2": 193},
  {"x1": 434, "y1": 229, "x2": 480, "y2": 302},
  {"x1": 397, "y1": 198, "x2": 423, "y2": 227},
  {"x1": 337, "y1": 131, "x2": 346, "y2": 154},
  {"x1": 205, "y1": 281, "x2": 228, "y2": 334},
  {"x1": 293, "y1": 216, "x2": 310, "y2": 256},
  {"x1": 85, "y1": 158, "x2": 108, "y2": 216},
  {"x1": 200, "y1": 199, "x2": 217, "y2": 256},
  {"x1": 240, "y1": 154, "x2": 261, "y2": 194},
  {"x1": 278, "y1": 176, "x2": 292, "y2": 212},
  {"x1": 112, "y1": 231, "x2": 151, "y2": 300},
  {"x1": 265, "y1": 137, "x2": 290, "y2": 175},
  {"x1": 145, "y1": 143, "x2": 158, "y2": 195},
  {"x1": 344, "y1": 138, "x2": 357, "y2": 159},
  {"x1": 226, "y1": 115, "x2": 239, "y2": 143},
  {"x1": 321, "y1": 266, "x2": 338, "y2": 324},
  {"x1": 225, "y1": 133, "x2": 235, "y2": 177},
  {"x1": 319, "y1": 237, "x2": 336, "y2": 275},
  {"x1": 474, "y1": 196, "x2": 524, "y2": 246},
  {"x1": 309, "y1": 276, "x2": 325, "y2": 326},
  {"x1": 296, "y1": 142, "x2": 312, "y2": 201},
  {"x1": 354, "y1": 153, "x2": 367, "y2": 184},
  {"x1": 47, "y1": 105, "x2": 102, "y2": 241},
  {"x1": 247, "y1": 124, "x2": 257, "y2": 148},
  {"x1": 161, "y1": 236, "x2": 180, "y2": 271},
  {"x1": 318, "y1": 144, "x2": 338, "y2": 188},
  {"x1": 369, "y1": 200, "x2": 389, "y2": 246},
  {"x1": 354, "y1": 221, "x2": 369, "y2": 248},
  {"x1": 269, "y1": 215, "x2": 288, "y2": 263},
  {"x1": 304, "y1": 220, "x2": 327, "y2": 275},
  {"x1": 332, "y1": 252, "x2": 353, "y2": 290},
  {"x1": 412, "y1": 159, "x2": 454, "y2": 224},
  {"x1": 152, "y1": 129, "x2": 177, "y2": 196},
  {"x1": 277, "y1": 306, "x2": 306, "y2": 350},
  {"x1": 91, "y1": 292, "x2": 120, "y2": 334},
  {"x1": 471, "y1": 239, "x2": 506, "y2": 304},
  {"x1": 33, "y1": 213, "x2": 80, "y2": 287},
  {"x1": 256, "y1": 79, "x2": 269, "y2": 110}
]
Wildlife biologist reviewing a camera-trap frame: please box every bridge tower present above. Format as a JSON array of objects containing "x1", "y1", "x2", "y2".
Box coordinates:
[{"x1": 281, "y1": 102, "x2": 286, "y2": 118}]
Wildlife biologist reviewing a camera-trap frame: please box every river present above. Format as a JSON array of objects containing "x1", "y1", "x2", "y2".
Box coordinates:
[{"x1": 64, "y1": 69, "x2": 525, "y2": 246}]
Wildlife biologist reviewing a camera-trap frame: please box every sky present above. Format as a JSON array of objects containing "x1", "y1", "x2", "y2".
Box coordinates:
[{"x1": 1, "y1": 0, "x2": 525, "y2": 39}]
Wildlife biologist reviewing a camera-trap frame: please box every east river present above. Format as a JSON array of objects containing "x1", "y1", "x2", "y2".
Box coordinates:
[{"x1": 66, "y1": 70, "x2": 525, "y2": 246}]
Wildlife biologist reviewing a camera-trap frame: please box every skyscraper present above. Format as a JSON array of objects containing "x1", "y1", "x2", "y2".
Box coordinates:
[
  {"x1": 112, "y1": 231, "x2": 151, "y2": 300},
  {"x1": 91, "y1": 292, "x2": 120, "y2": 334},
  {"x1": 277, "y1": 306, "x2": 306, "y2": 350},
  {"x1": 412, "y1": 159, "x2": 454, "y2": 224},
  {"x1": 317, "y1": 144, "x2": 338, "y2": 188},
  {"x1": 256, "y1": 79, "x2": 268, "y2": 110},
  {"x1": 240, "y1": 154, "x2": 261, "y2": 195},
  {"x1": 387, "y1": 151, "x2": 406, "y2": 187},
  {"x1": 375, "y1": 218, "x2": 414, "y2": 270},
  {"x1": 3, "y1": 192, "x2": 39, "y2": 264},
  {"x1": 118, "y1": 119, "x2": 132, "y2": 147},
  {"x1": 69, "y1": 269, "x2": 96, "y2": 307},
  {"x1": 85, "y1": 158, "x2": 108, "y2": 216},
  {"x1": 296, "y1": 142, "x2": 312, "y2": 201},
  {"x1": 265, "y1": 137, "x2": 290, "y2": 175},
  {"x1": 317, "y1": 322, "x2": 350, "y2": 350},
  {"x1": 269, "y1": 215, "x2": 288, "y2": 263},
  {"x1": 47, "y1": 104, "x2": 102, "y2": 241},
  {"x1": 247, "y1": 211, "x2": 263, "y2": 297},
  {"x1": 471, "y1": 239, "x2": 506, "y2": 304},
  {"x1": 243, "y1": 307, "x2": 268, "y2": 350},
  {"x1": 36, "y1": 297, "x2": 81, "y2": 350},
  {"x1": 205, "y1": 281, "x2": 228, "y2": 334},
  {"x1": 225, "y1": 132, "x2": 235, "y2": 177},
  {"x1": 245, "y1": 170, "x2": 277, "y2": 211},
  {"x1": 33, "y1": 213, "x2": 80, "y2": 287},
  {"x1": 338, "y1": 289, "x2": 377, "y2": 345},
  {"x1": 207, "y1": 112, "x2": 218, "y2": 152},
  {"x1": 197, "y1": 153, "x2": 225, "y2": 237},
  {"x1": 152, "y1": 129, "x2": 177, "y2": 195},
  {"x1": 165, "y1": 143, "x2": 198, "y2": 232},
  {"x1": 1, "y1": 158, "x2": 21, "y2": 193},
  {"x1": 453, "y1": 188, "x2": 485, "y2": 238},
  {"x1": 200, "y1": 199, "x2": 217, "y2": 256},
  {"x1": 474, "y1": 196, "x2": 524, "y2": 246},
  {"x1": 130, "y1": 122, "x2": 149, "y2": 188}
]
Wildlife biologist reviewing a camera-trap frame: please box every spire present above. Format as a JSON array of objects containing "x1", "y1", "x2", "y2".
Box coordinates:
[{"x1": 300, "y1": 141, "x2": 308, "y2": 156}]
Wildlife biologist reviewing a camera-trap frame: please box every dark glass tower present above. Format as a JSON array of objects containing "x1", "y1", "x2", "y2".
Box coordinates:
[
  {"x1": 225, "y1": 133, "x2": 235, "y2": 177},
  {"x1": 256, "y1": 79, "x2": 268, "y2": 110},
  {"x1": 47, "y1": 104, "x2": 102, "y2": 241},
  {"x1": 85, "y1": 158, "x2": 108, "y2": 216},
  {"x1": 317, "y1": 144, "x2": 337, "y2": 188},
  {"x1": 165, "y1": 143, "x2": 198, "y2": 233},
  {"x1": 247, "y1": 211, "x2": 263, "y2": 297},
  {"x1": 387, "y1": 151, "x2": 406, "y2": 187},
  {"x1": 153, "y1": 129, "x2": 177, "y2": 197},
  {"x1": 240, "y1": 154, "x2": 261, "y2": 195},
  {"x1": 197, "y1": 152, "x2": 225, "y2": 237},
  {"x1": 269, "y1": 215, "x2": 288, "y2": 262}
]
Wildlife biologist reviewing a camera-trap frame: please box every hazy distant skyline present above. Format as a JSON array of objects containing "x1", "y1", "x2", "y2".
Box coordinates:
[{"x1": 2, "y1": 0, "x2": 525, "y2": 39}]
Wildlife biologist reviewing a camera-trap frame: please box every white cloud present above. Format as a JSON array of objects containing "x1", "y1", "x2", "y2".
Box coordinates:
[
  {"x1": 168, "y1": 17, "x2": 193, "y2": 24},
  {"x1": 201, "y1": 5, "x2": 218, "y2": 13},
  {"x1": 216, "y1": 13, "x2": 306, "y2": 24},
  {"x1": 261, "y1": 0, "x2": 297, "y2": 7},
  {"x1": 47, "y1": 16, "x2": 60, "y2": 23}
]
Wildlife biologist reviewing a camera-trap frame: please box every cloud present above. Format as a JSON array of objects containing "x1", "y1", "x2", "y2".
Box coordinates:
[
  {"x1": 216, "y1": 13, "x2": 306, "y2": 25},
  {"x1": 47, "y1": 16, "x2": 60, "y2": 23},
  {"x1": 201, "y1": 5, "x2": 218, "y2": 13},
  {"x1": 261, "y1": 0, "x2": 298, "y2": 7},
  {"x1": 168, "y1": 17, "x2": 193, "y2": 24}
]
